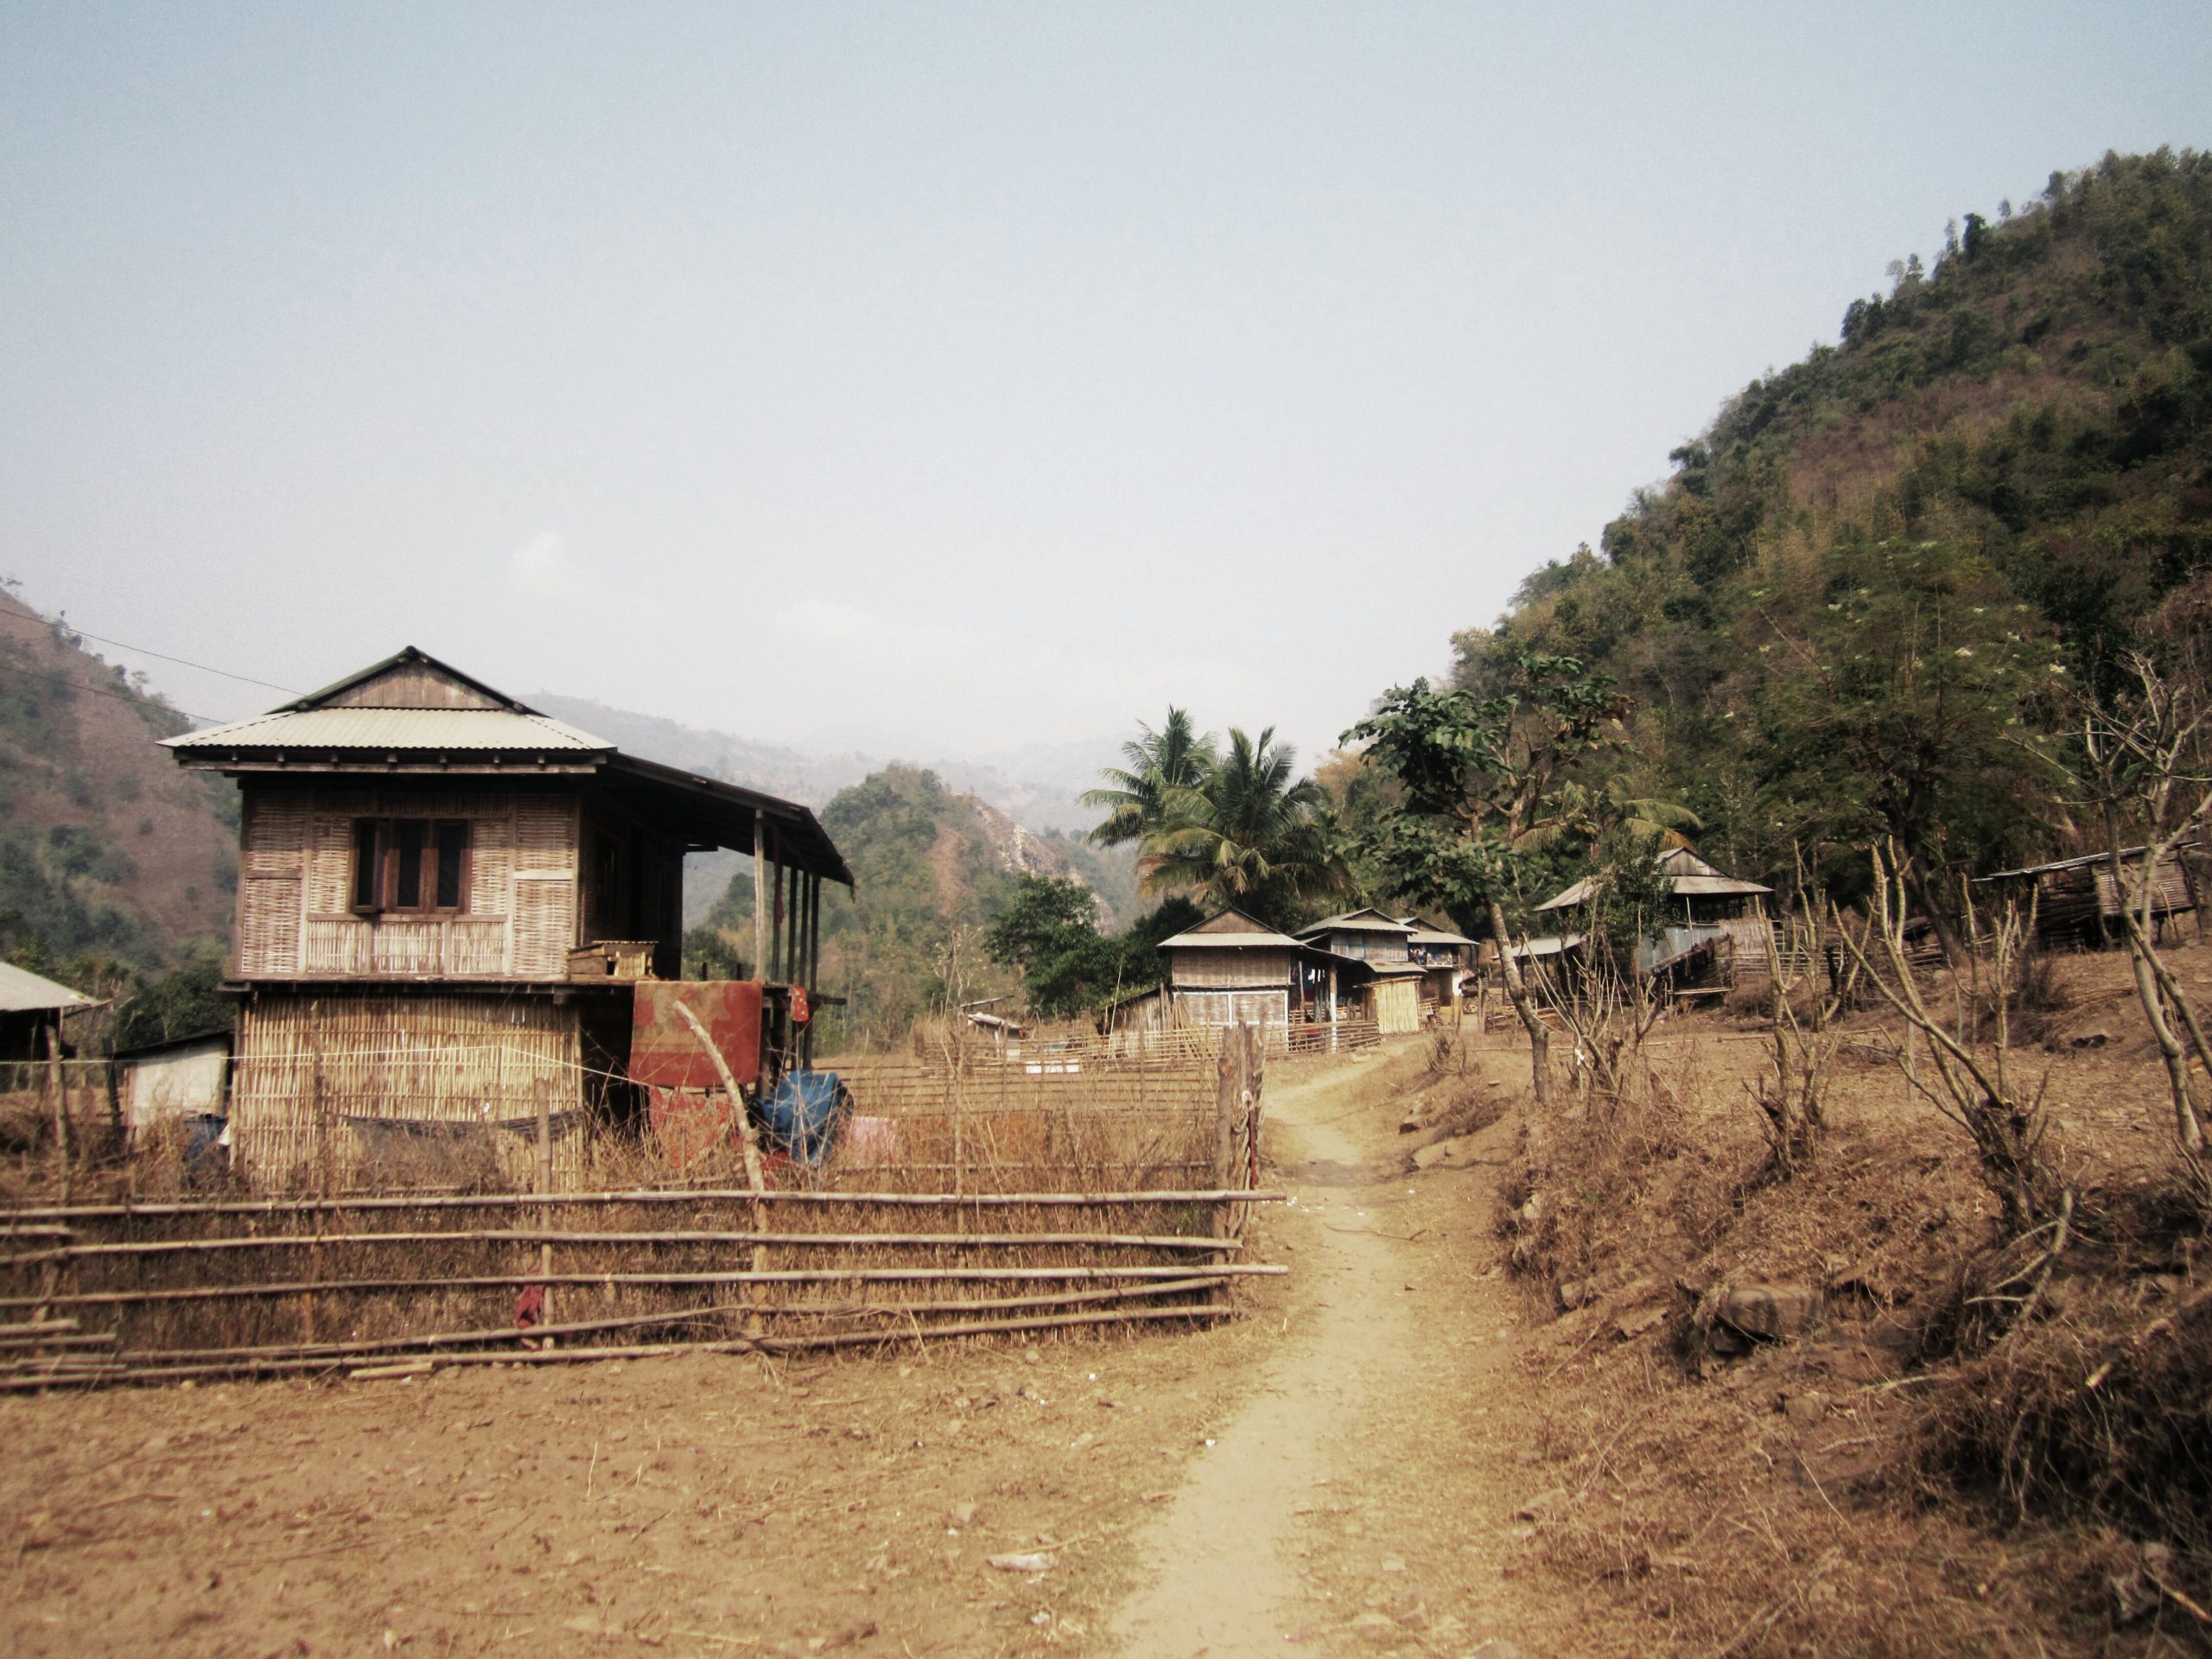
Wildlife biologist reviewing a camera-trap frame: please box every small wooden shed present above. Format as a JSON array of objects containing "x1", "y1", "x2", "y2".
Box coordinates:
[
  {"x1": 1981, "y1": 844, "x2": 2198, "y2": 949},
  {"x1": 1535, "y1": 849, "x2": 1773, "y2": 984}
]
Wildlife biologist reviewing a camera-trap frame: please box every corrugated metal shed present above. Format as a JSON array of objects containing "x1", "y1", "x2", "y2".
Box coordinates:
[
  {"x1": 166, "y1": 707, "x2": 611, "y2": 753},
  {"x1": 0, "y1": 961, "x2": 98, "y2": 1014}
]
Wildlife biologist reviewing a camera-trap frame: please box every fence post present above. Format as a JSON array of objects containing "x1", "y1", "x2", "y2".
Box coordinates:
[
  {"x1": 45, "y1": 1025, "x2": 70, "y2": 1201},
  {"x1": 1210, "y1": 1024, "x2": 1248, "y2": 1274},
  {"x1": 536, "y1": 1076, "x2": 556, "y2": 1340}
]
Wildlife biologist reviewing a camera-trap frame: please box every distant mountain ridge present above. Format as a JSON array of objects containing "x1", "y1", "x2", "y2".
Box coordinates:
[{"x1": 530, "y1": 693, "x2": 1107, "y2": 835}]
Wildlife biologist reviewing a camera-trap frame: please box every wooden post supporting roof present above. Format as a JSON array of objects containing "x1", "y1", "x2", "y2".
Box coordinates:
[{"x1": 751, "y1": 809, "x2": 769, "y2": 985}]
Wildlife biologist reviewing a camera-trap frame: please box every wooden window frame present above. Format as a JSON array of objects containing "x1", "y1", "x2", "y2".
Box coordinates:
[{"x1": 349, "y1": 817, "x2": 474, "y2": 917}]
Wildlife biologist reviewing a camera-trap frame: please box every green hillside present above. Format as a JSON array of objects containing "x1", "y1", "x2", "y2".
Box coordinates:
[
  {"x1": 0, "y1": 592, "x2": 238, "y2": 982},
  {"x1": 694, "y1": 764, "x2": 1141, "y2": 1046},
  {"x1": 1440, "y1": 149, "x2": 2212, "y2": 907}
]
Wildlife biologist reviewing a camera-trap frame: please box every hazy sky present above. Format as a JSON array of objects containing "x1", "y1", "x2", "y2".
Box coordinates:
[{"x1": 3, "y1": 3, "x2": 2209, "y2": 776}]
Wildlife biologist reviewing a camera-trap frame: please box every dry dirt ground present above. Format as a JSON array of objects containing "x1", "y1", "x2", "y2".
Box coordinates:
[{"x1": 3, "y1": 968, "x2": 2202, "y2": 1658}]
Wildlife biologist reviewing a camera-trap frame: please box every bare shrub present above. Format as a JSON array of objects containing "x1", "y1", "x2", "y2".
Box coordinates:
[
  {"x1": 1843, "y1": 844, "x2": 2056, "y2": 1235},
  {"x1": 1745, "y1": 877, "x2": 1867, "y2": 1179},
  {"x1": 1917, "y1": 1186, "x2": 2212, "y2": 1617}
]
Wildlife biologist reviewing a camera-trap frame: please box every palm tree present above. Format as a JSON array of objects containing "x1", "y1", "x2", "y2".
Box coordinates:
[
  {"x1": 1081, "y1": 709, "x2": 1217, "y2": 849},
  {"x1": 1136, "y1": 728, "x2": 1354, "y2": 925},
  {"x1": 1516, "y1": 778, "x2": 1705, "y2": 854}
]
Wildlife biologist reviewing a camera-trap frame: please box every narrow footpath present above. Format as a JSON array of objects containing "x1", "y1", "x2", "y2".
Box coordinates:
[{"x1": 1107, "y1": 1048, "x2": 1543, "y2": 1657}]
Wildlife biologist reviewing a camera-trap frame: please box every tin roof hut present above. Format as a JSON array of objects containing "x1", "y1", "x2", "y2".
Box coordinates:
[
  {"x1": 0, "y1": 961, "x2": 99, "y2": 1065},
  {"x1": 1535, "y1": 848, "x2": 1772, "y2": 983},
  {"x1": 165, "y1": 646, "x2": 851, "y2": 1188}
]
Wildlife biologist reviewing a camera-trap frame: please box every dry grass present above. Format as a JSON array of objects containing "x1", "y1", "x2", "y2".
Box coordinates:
[
  {"x1": 0, "y1": 1039, "x2": 1251, "y2": 1382},
  {"x1": 1484, "y1": 940, "x2": 2212, "y2": 1654}
]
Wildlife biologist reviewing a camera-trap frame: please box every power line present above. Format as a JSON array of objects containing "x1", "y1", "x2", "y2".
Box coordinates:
[
  {"x1": 0, "y1": 661, "x2": 222, "y2": 727},
  {"x1": 0, "y1": 608, "x2": 302, "y2": 696}
]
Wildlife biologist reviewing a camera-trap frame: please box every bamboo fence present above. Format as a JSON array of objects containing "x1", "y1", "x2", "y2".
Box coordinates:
[{"x1": 0, "y1": 1025, "x2": 1276, "y2": 1387}]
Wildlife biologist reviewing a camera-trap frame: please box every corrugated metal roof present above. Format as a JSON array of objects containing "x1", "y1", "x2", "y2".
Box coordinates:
[
  {"x1": 1158, "y1": 928, "x2": 1305, "y2": 950},
  {"x1": 165, "y1": 707, "x2": 612, "y2": 753},
  {"x1": 1297, "y1": 908, "x2": 1416, "y2": 936},
  {"x1": 1407, "y1": 927, "x2": 1477, "y2": 947},
  {"x1": 1983, "y1": 842, "x2": 2194, "y2": 880},
  {"x1": 1537, "y1": 849, "x2": 1771, "y2": 911},
  {"x1": 0, "y1": 961, "x2": 98, "y2": 1014},
  {"x1": 1507, "y1": 932, "x2": 1586, "y2": 958}
]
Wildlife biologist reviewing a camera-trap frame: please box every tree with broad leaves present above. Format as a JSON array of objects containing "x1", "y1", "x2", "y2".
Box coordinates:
[{"x1": 1343, "y1": 654, "x2": 1630, "y2": 1103}]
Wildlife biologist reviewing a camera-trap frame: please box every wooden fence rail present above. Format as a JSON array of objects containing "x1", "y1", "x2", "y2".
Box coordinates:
[{"x1": 0, "y1": 1024, "x2": 1281, "y2": 1387}]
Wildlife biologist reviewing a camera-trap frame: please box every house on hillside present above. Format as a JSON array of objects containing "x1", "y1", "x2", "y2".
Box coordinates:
[
  {"x1": 1294, "y1": 910, "x2": 1426, "y2": 1033},
  {"x1": 0, "y1": 961, "x2": 99, "y2": 1065},
  {"x1": 1980, "y1": 844, "x2": 2199, "y2": 950},
  {"x1": 164, "y1": 646, "x2": 852, "y2": 1188},
  {"x1": 1399, "y1": 917, "x2": 1480, "y2": 1015},
  {"x1": 1531, "y1": 848, "x2": 1773, "y2": 987}
]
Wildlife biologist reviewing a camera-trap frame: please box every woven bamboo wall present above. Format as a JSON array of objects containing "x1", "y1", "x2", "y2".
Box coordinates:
[
  {"x1": 1167, "y1": 988, "x2": 1290, "y2": 1033},
  {"x1": 235, "y1": 785, "x2": 580, "y2": 980},
  {"x1": 1168, "y1": 947, "x2": 1294, "y2": 990},
  {"x1": 817, "y1": 1041, "x2": 1223, "y2": 1193},
  {"x1": 232, "y1": 994, "x2": 590, "y2": 1192},
  {"x1": 1372, "y1": 978, "x2": 1421, "y2": 1034}
]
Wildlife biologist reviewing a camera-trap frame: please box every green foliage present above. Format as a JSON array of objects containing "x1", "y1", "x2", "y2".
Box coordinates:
[
  {"x1": 0, "y1": 822, "x2": 152, "y2": 966},
  {"x1": 1082, "y1": 709, "x2": 1217, "y2": 849},
  {"x1": 1446, "y1": 149, "x2": 2212, "y2": 902},
  {"x1": 982, "y1": 874, "x2": 1117, "y2": 1020},
  {"x1": 1135, "y1": 727, "x2": 1353, "y2": 929},
  {"x1": 981, "y1": 874, "x2": 1202, "y2": 1020},
  {"x1": 681, "y1": 924, "x2": 748, "y2": 981},
  {"x1": 1344, "y1": 656, "x2": 1630, "y2": 931},
  {"x1": 111, "y1": 951, "x2": 231, "y2": 1051},
  {"x1": 702, "y1": 765, "x2": 1029, "y2": 1046}
]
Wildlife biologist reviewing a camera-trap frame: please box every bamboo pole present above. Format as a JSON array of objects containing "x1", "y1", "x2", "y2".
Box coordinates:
[
  {"x1": 534, "y1": 1076, "x2": 555, "y2": 1337},
  {"x1": 5, "y1": 1228, "x2": 1245, "y2": 1264},
  {"x1": 672, "y1": 1000, "x2": 772, "y2": 1336},
  {"x1": 0, "y1": 1303, "x2": 1243, "y2": 1389},
  {"x1": 0, "y1": 1331, "x2": 116, "y2": 1351},
  {"x1": 0, "y1": 1190, "x2": 1289, "y2": 1221},
  {"x1": 751, "y1": 810, "x2": 769, "y2": 987},
  {"x1": 80, "y1": 1276, "x2": 1233, "y2": 1369},
  {"x1": 2, "y1": 1262, "x2": 1288, "y2": 1312}
]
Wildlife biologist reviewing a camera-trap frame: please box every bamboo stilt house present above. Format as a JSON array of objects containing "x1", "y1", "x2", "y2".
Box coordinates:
[
  {"x1": 165, "y1": 647, "x2": 852, "y2": 1190},
  {"x1": 1534, "y1": 848, "x2": 1773, "y2": 986}
]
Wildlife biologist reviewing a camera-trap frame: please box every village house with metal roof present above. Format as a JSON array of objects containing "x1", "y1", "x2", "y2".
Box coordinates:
[{"x1": 165, "y1": 646, "x2": 851, "y2": 1187}]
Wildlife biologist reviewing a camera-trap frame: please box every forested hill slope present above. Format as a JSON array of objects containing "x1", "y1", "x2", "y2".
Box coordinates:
[
  {"x1": 0, "y1": 593, "x2": 238, "y2": 971},
  {"x1": 1460, "y1": 149, "x2": 2212, "y2": 895},
  {"x1": 697, "y1": 765, "x2": 1134, "y2": 1046}
]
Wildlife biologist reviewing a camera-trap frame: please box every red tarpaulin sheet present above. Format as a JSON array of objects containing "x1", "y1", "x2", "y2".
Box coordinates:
[{"x1": 631, "y1": 980, "x2": 763, "y2": 1090}]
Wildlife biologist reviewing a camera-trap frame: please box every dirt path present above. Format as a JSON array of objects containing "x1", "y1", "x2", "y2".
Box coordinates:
[{"x1": 1108, "y1": 1052, "x2": 1536, "y2": 1657}]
